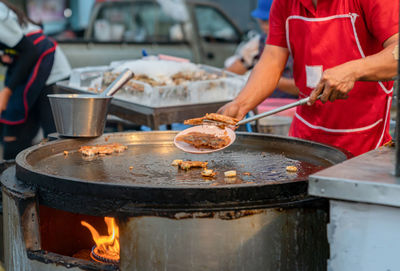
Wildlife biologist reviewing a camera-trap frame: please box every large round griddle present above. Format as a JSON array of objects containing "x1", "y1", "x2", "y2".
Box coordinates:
[{"x1": 15, "y1": 131, "x2": 348, "y2": 216}]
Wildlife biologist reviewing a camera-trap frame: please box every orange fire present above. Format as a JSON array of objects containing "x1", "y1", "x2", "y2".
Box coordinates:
[{"x1": 81, "y1": 217, "x2": 120, "y2": 263}]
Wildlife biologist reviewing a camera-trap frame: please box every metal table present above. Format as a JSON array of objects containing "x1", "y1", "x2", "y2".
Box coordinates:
[
  {"x1": 53, "y1": 81, "x2": 229, "y2": 130},
  {"x1": 308, "y1": 146, "x2": 400, "y2": 271}
]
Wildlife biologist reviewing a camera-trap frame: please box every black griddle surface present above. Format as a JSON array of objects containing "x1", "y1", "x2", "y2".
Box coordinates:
[
  {"x1": 13, "y1": 132, "x2": 348, "y2": 214},
  {"x1": 17, "y1": 132, "x2": 341, "y2": 188}
]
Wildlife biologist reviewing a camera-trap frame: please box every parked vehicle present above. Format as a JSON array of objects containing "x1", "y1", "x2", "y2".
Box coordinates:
[{"x1": 56, "y1": 0, "x2": 243, "y2": 68}]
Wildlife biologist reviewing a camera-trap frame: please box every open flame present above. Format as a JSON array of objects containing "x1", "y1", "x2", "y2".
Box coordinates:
[{"x1": 81, "y1": 217, "x2": 120, "y2": 263}]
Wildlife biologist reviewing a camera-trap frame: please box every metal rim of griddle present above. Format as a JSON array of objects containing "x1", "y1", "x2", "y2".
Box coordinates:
[{"x1": 13, "y1": 131, "x2": 349, "y2": 216}]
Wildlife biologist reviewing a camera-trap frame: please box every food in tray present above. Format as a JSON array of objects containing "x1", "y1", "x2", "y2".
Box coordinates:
[
  {"x1": 178, "y1": 161, "x2": 208, "y2": 170},
  {"x1": 184, "y1": 113, "x2": 239, "y2": 128},
  {"x1": 176, "y1": 131, "x2": 231, "y2": 150},
  {"x1": 201, "y1": 168, "x2": 217, "y2": 177},
  {"x1": 79, "y1": 143, "x2": 128, "y2": 157},
  {"x1": 224, "y1": 170, "x2": 237, "y2": 177},
  {"x1": 102, "y1": 70, "x2": 226, "y2": 91},
  {"x1": 286, "y1": 166, "x2": 298, "y2": 172}
]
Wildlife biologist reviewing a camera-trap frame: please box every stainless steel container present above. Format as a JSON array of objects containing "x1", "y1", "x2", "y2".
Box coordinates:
[
  {"x1": 48, "y1": 94, "x2": 112, "y2": 137},
  {"x1": 48, "y1": 69, "x2": 133, "y2": 137}
]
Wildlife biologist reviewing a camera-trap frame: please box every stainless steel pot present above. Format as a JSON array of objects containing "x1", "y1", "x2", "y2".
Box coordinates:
[{"x1": 48, "y1": 69, "x2": 133, "y2": 137}]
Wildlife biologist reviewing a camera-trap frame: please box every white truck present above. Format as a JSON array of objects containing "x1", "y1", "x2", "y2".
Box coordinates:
[{"x1": 57, "y1": 0, "x2": 243, "y2": 68}]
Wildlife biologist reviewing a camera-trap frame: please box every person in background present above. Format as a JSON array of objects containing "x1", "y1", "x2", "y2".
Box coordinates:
[
  {"x1": 218, "y1": 0, "x2": 398, "y2": 156},
  {"x1": 225, "y1": 0, "x2": 298, "y2": 98},
  {"x1": 0, "y1": 0, "x2": 71, "y2": 160}
]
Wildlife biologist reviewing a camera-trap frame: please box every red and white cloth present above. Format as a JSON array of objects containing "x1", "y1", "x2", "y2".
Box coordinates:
[{"x1": 266, "y1": 0, "x2": 399, "y2": 156}]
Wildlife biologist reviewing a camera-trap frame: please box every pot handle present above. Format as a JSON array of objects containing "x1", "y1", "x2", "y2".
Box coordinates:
[{"x1": 100, "y1": 68, "x2": 134, "y2": 97}]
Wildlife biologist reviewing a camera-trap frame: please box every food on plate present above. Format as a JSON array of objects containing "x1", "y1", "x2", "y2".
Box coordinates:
[
  {"x1": 79, "y1": 143, "x2": 128, "y2": 157},
  {"x1": 171, "y1": 159, "x2": 183, "y2": 166},
  {"x1": 243, "y1": 172, "x2": 251, "y2": 176},
  {"x1": 224, "y1": 170, "x2": 237, "y2": 177},
  {"x1": 286, "y1": 166, "x2": 298, "y2": 172},
  {"x1": 201, "y1": 168, "x2": 217, "y2": 177},
  {"x1": 184, "y1": 113, "x2": 239, "y2": 127},
  {"x1": 176, "y1": 132, "x2": 231, "y2": 150},
  {"x1": 179, "y1": 161, "x2": 208, "y2": 170},
  {"x1": 183, "y1": 117, "x2": 206, "y2": 126},
  {"x1": 205, "y1": 113, "x2": 239, "y2": 126}
]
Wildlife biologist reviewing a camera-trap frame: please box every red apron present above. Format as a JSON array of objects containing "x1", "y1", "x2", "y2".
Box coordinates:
[{"x1": 287, "y1": 12, "x2": 393, "y2": 156}]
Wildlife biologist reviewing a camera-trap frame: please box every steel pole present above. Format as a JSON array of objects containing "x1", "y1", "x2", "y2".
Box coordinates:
[{"x1": 395, "y1": 8, "x2": 400, "y2": 176}]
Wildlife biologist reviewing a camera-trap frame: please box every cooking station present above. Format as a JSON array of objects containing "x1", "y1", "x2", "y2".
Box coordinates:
[
  {"x1": 2, "y1": 131, "x2": 348, "y2": 271},
  {"x1": 1, "y1": 33, "x2": 398, "y2": 271}
]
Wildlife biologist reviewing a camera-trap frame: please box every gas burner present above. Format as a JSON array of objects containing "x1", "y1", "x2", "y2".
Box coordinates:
[{"x1": 90, "y1": 245, "x2": 120, "y2": 265}]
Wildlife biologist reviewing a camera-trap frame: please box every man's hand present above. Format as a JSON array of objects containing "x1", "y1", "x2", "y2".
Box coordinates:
[
  {"x1": 0, "y1": 87, "x2": 12, "y2": 114},
  {"x1": 217, "y1": 100, "x2": 247, "y2": 120},
  {"x1": 308, "y1": 64, "x2": 355, "y2": 105}
]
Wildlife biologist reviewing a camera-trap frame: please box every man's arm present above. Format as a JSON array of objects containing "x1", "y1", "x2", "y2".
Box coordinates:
[
  {"x1": 225, "y1": 58, "x2": 248, "y2": 75},
  {"x1": 309, "y1": 33, "x2": 399, "y2": 104},
  {"x1": 277, "y1": 77, "x2": 299, "y2": 96},
  {"x1": 218, "y1": 44, "x2": 290, "y2": 119}
]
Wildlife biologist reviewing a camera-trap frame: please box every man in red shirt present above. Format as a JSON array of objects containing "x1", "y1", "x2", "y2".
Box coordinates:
[{"x1": 218, "y1": 0, "x2": 399, "y2": 156}]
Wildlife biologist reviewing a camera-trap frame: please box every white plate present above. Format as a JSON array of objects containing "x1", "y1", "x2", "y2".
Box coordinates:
[{"x1": 174, "y1": 125, "x2": 236, "y2": 154}]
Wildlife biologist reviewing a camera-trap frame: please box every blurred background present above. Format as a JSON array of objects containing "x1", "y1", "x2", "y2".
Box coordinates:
[{"x1": 13, "y1": 0, "x2": 260, "y2": 39}]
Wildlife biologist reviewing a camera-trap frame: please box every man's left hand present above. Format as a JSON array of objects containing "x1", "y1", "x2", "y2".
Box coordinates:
[{"x1": 308, "y1": 64, "x2": 355, "y2": 105}]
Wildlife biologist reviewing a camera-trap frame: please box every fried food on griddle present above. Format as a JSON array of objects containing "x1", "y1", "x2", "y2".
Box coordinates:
[
  {"x1": 184, "y1": 113, "x2": 239, "y2": 127},
  {"x1": 171, "y1": 159, "x2": 183, "y2": 166},
  {"x1": 224, "y1": 170, "x2": 237, "y2": 177},
  {"x1": 79, "y1": 143, "x2": 128, "y2": 157},
  {"x1": 286, "y1": 166, "x2": 298, "y2": 172},
  {"x1": 179, "y1": 161, "x2": 208, "y2": 170},
  {"x1": 96, "y1": 146, "x2": 114, "y2": 155},
  {"x1": 201, "y1": 168, "x2": 217, "y2": 177},
  {"x1": 176, "y1": 132, "x2": 231, "y2": 150}
]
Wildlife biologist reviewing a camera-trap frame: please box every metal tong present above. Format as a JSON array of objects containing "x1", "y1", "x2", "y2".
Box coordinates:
[
  {"x1": 203, "y1": 95, "x2": 321, "y2": 127},
  {"x1": 236, "y1": 95, "x2": 322, "y2": 126}
]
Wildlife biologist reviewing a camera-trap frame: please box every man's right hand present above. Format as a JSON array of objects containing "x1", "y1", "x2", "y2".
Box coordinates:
[{"x1": 217, "y1": 100, "x2": 247, "y2": 120}]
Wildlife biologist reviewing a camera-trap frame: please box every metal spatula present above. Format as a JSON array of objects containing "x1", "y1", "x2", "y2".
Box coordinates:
[
  {"x1": 174, "y1": 95, "x2": 321, "y2": 154},
  {"x1": 240, "y1": 95, "x2": 322, "y2": 126}
]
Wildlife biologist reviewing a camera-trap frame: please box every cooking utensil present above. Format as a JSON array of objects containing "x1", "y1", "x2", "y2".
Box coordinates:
[
  {"x1": 174, "y1": 95, "x2": 322, "y2": 153},
  {"x1": 237, "y1": 95, "x2": 321, "y2": 126},
  {"x1": 48, "y1": 69, "x2": 134, "y2": 137}
]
